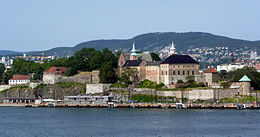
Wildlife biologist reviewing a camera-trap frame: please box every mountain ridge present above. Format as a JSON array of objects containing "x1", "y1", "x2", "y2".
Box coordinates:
[{"x1": 1, "y1": 32, "x2": 259, "y2": 56}]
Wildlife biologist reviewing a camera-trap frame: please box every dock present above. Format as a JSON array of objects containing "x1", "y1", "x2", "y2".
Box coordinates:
[{"x1": 0, "y1": 103, "x2": 260, "y2": 109}]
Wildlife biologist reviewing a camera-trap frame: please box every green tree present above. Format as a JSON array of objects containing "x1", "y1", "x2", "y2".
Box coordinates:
[
  {"x1": 74, "y1": 48, "x2": 96, "y2": 71},
  {"x1": 120, "y1": 67, "x2": 139, "y2": 87},
  {"x1": 228, "y1": 66, "x2": 260, "y2": 90},
  {"x1": 151, "y1": 52, "x2": 161, "y2": 61},
  {"x1": 3, "y1": 69, "x2": 14, "y2": 84},
  {"x1": 89, "y1": 51, "x2": 103, "y2": 70},
  {"x1": 99, "y1": 62, "x2": 117, "y2": 83},
  {"x1": 0, "y1": 63, "x2": 5, "y2": 83},
  {"x1": 64, "y1": 67, "x2": 78, "y2": 76}
]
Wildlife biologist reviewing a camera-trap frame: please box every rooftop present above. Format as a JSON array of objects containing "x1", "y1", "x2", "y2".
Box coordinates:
[
  {"x1": 44, "y1": 67, "x2": 67, "y2": 73},
  {"x1": 204, "y1": 67, "x2": 218, "y2": 73},
  {"x1": 239, "y1": 75, "x2": 251, "y2": 82},
  {"x1": 9, "y1": 75, "x2": 30, "y2": 80},
  {"x1": 123, "y1": 60, "x2": 143, "y2": 67},
  {"x1": 161, "y1": 55, "x2": 199, "y2": 64}
]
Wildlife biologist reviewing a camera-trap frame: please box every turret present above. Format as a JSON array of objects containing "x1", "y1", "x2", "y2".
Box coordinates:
[
  {"x1": 130, "y1": 43, "x2": 138, "y2": 60},
  {"x1": 169, "y1": 41, "x2": 177, "y2": 56}
]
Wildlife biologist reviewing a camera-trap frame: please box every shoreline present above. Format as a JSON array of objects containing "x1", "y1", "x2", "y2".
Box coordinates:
[{"x1": 1, "y1": 103, "x2": 260, "y2": 109}]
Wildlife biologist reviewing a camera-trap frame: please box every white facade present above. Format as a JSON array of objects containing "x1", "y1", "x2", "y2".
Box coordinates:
[
  {"x1": 8, "y1": 79, "x2": 30, "y2": 85},
  {"x1": 217, "y1": 64, "x2": 246, "y2": 72}
]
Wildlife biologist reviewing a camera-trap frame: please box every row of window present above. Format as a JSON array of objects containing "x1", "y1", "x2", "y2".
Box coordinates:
[
  {"x1": 161, "y1": 65, "x2": 197, "y2": 69},
  {"x1": 162, "y1": 70, "x2": 195, "y2": 75},
  {"x1": 9, "y1": 80, "x2": 29, "y2": 82}
]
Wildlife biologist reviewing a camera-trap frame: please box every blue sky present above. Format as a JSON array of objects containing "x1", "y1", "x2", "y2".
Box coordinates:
[{"x1": 0, "y1": 0, "x2": 259, "y2": 51}]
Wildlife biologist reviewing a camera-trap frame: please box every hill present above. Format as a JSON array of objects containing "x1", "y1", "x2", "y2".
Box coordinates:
[
  {"x1": 2, "y1": 32, "x2": 260, "y2": 56},
  {"x1": 0, "y1": 50, "x2": 21, "y2": 56}
]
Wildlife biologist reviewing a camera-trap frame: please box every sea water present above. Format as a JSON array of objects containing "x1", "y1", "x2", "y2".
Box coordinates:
[{"x1": 0, "y1": 107, "x2": 260, "y2": 137}]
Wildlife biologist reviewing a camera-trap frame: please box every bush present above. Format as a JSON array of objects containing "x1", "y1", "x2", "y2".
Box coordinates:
[
  {"x1": 139, "y1": 79, "x2": 157, "y2": 88},
  {"x1": 111, "y1": 82, "x2": 127, "y2": 88},
  {"x1": 177, "y1": 80, "x2": 184, "y2": 83}
]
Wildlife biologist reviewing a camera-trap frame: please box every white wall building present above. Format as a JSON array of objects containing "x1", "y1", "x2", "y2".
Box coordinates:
[
  {"x1": 8, "y1": 75, "x2": 31, "y2": 85},
  {"x1": 217, "y1": 64, "x2": 246, "y2": 72}
]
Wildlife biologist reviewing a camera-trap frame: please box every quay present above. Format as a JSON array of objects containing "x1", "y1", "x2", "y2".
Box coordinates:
[{"x1": 0, "y1": 103, "x2": 260, "y2": 109}]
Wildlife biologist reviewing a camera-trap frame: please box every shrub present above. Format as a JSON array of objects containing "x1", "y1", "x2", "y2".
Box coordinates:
[{"x1": 177, "y1": 80, "x2": 184, "y2": 83}]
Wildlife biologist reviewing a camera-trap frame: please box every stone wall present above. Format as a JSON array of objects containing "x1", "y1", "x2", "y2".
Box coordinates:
[
  {"x1": 0, "y1": 85, "x2": 12, "y2": 92},
  {"x1": 43, "y1": 70, "x2": 100, "y2": 84},
  {"x1": 43, "y1": 75, "x2": 62, "y2": 84},
  {"x1": 0, "y1": 84, "x2": 85, "y2": 101},
  {"x1": 29, "y1": 82, "x2": 41, "y2": 89},
  {"x1": 86, "y1": 84, "x2": 111, "y2": 94},
  {"x1": 110, "y1": 87, "x2": 239, "y2": 101}
]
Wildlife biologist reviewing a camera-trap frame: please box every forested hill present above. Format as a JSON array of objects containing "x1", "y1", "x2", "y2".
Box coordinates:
[{"x1": 1, "y1": 32, "x2": 260, "y2": 56}]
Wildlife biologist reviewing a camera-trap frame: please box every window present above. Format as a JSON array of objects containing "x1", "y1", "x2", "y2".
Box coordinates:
[
  {"x1": 187, "y1": 71, "x2": 190, "y2": 75},
  {"x1": 162, "y1": 71, "x2": 164, "y2": 75},
  {"x1": 183, "y1": 71, "x2": 185, "y2": 75},
  {"x1": 192, "y1": 71, "x2": 194, "y2": 75},
  {"x1": 173, "y1": 70, "x2": 175, "y2": 75},
  {"x1": 166, "y1": 71, "x2": 167, "y2": 75},
  {"x1": 178, "y1": 71, "x2": 180, "y2": 75}
]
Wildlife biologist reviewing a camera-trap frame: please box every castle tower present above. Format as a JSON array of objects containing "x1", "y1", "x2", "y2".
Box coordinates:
[
  {"x1": 169, "y1": 41, "x2": 177, "y2": 56},
  {"x1": 130, "y1": 43, "x2": 138, "y2": 60},
  {"x1": 239, "y1": 75, "x2": 251, "y2": 96}
]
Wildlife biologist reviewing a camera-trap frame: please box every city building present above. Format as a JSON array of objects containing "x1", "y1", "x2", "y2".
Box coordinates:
[
  {"x1": 8, "y1": 75, "x2": 31, "y2": 85},
  {"x1": 217, "y1": 64, "x2": 246, "y2": 72}
]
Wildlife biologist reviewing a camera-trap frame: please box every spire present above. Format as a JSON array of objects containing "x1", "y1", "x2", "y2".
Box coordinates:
[
  {"x1": 130, "y1": 42, "x2": 138, "y2": 56},
  {"x1": 169, "y1": 41, "x2": 177, "y2": 55}
]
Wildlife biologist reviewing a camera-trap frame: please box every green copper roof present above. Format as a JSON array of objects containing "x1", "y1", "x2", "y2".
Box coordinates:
[
  {"x1": 130, "y1": 52, "x2": 138, "y2": 56},
  {"x1": 239, "y1": 75, "x2": 251, "y2": 82}
]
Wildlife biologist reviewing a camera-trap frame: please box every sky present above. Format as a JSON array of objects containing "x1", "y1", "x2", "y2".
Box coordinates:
[{"x1": 0, "y1": 0, "x2": 259, "y2": 51}]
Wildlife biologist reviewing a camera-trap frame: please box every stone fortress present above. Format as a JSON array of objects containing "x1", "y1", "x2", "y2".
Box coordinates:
[{"x1": 118, "y1": 42, "x2": 199, "y2": 86}]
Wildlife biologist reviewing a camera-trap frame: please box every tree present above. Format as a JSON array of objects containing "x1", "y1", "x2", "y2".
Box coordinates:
[
  {"x1": 99, "y1": 62, "x2": 117, "y2": 83},
  {"x1": 119, "y1": 67, "x2": 139, "y2": 87},
  {"x1": 3, "y1": 69, "x2": 14, "y2": 84},
  {"x1": 64, "y1": 67, "x2": 78, "y2": 76},
  {"x1": 73, "y1": 48, "x2": 96, "y2": 71},
  {"x1": 218, "y1": 70, "x2": 228, "y2": 80},
  {"x1": 227, "y1": 66, "x2": 260, "y2": 90},
  {"x1": 0, "y1": 63, "x2": 5, "y2": 83},
  {"x1": 151, "y1": 53, "x2": 161, "y2": 61}
]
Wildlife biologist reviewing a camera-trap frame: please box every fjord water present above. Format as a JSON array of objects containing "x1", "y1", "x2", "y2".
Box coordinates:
[{"x1": 0, "y1": 108, "x2": 260, "y2": 137}]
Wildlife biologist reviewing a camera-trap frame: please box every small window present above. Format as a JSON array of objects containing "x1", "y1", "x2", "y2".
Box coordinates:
[
  {"x1": 162, "y1": 71, "x2": 164, "y2": 75},
  {"x1": 178, "y1": 71, "x2": 180, "y2": 75},
  {"x1": 183, "y1": 71, "x2": 185, "y2": 75},
  {"x1": 166, "y1": 71, "x2": 167, "y2": 75},
  {"x1": 173, "y1": 71, "x2": 175, "y2": 75}
]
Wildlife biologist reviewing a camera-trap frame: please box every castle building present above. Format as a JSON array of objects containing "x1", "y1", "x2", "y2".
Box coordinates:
[{"x1": 118, "y1": 42, "x2": 199, "y2": 86}]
